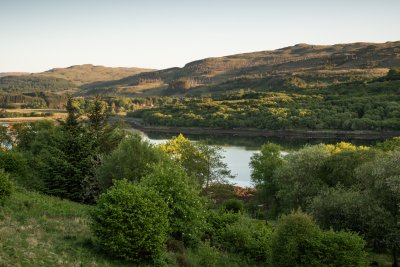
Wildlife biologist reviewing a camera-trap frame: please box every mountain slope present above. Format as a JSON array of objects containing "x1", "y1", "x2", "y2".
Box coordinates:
[
  {"x1": 37, "y1": 64, "x2": 155, "y2": 85},
  {"x1": 82, "y1": 41, "x2": 400, "y2": 96}
]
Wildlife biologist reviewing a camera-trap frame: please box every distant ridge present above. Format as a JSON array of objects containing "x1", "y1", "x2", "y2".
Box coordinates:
[
  {"x1": 81, "y1": 41, "x2": 400, "y2": 96},
  {"x1": 36, "y1": 64, "x2": 155, "y2": 85},
  {"x1": 0, "y1": 72, "x2": 29, "y2": 78}
]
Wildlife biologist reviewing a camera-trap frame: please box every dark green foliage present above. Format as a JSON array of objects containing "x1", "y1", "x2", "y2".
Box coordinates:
[
  {"x1": 90, "y1": 179, "x2": 169, "y2": 263},
  {"x1": 13, "y1": 97, "x2": 124, "y2": 202},
  {"x1": 355, "y1": 151, "x2": 400, "y2": 265},
  {"x1": 386, "y1": 68, "x2": 400, "y2": 80},
  {"x1": 0, "y1": 75, "x2": 75, "y2": 93},
  {"x1": 140, "y1": 161, "x2": 206, "y2": 246},
  {"x1": 309, "y1": 187, "x2": 390, "y2": 250},
  {"x1": 273, "y1": 144, "x2": 330, "y2": 213},
  {"x1": 221, "y1": 199, "x2": 244, "y2": 213},
  {"x1": 271, "y1": 211, "x2": 367, "y2": 267},
  {"x1": 36, "y1": 129, "x2": 94, "y2": 201},
  {"x1": 321, "y1": 149, "x2": 377, "y2": 187},
  {"x1": 0, "y1": 169, "x2": 13, "y2": 205},
  {"x1": 0, "y1": 150, "x2": 27, "y2": 181},
  {"x1": 96, "y1": 134, "x2": 164, "y2": 191}
]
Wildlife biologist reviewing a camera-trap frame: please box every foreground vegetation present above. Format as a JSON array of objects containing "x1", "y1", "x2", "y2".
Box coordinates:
[{"x1": 0, "y1": 96, "x2": 399, "y2": 266}]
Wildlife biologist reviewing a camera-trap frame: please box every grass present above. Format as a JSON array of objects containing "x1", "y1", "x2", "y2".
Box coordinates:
[{"x1": 0, "y1": 190, "x2": 129, "y2": 266}]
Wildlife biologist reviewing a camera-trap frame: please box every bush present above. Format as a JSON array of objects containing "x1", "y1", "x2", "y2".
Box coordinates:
[
  {"x1": 90, "y1": 179, "x2": 169, "y2": 263},
  {"x1": 140, "y1": 162, "x2": 206, "y2": 246},
  {"x1": 319, "y1": 230, "x2": 367, "y2": 267},
  {"x1": 0, "y1": 150, "x2": 28, "y2": 187},
  {"x1": 271, "y1": 211, "x2": 367, "y2": 267},
  {"x1": 221, "y1": 199, "x2": 244, "y2": 213},
  {"x1": 215, "y1": 216, "x2": 272, "y2": 263},
  {"x1": 206, "y1": 210, "x2": 241, "y2": 242},
  {"x1": 0, "y1": 169, "x2": 13, "y2": 205}
]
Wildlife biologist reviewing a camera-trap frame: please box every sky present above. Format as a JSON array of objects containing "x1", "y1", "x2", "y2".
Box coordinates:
[{"x1": 0, "y1": 0, "x2": 399, "y2": 72}]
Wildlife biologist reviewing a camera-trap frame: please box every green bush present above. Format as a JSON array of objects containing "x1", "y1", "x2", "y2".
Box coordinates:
[
  {"x1": 140, "y1": 161, "x2": 206, "y2": 246},
  {"x1": 90, "y1": 179, "x2": 169, "y2": 263},
  {"x1": 221, "y1": 199, "x2": 244, "y2": 213},
  {"x1": 319, "y1": 230, "x2": 367, "y2": 267},
  {"x1": 206, "y1": 210, "x2": 241, "y2": 241},
  {"x1": 215, "y1": 216, "x2": 272, "y2": 263},
  {"x1": 0, "y1": 169, "x2": 13, "y2": 205},
  {"x1": 271, "y1": 211, "x2": 367, "y2": 267}
]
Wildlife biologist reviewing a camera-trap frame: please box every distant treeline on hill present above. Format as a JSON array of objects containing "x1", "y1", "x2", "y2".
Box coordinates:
[{"x1": 129, "y1": 78, "x2": 400, "y2": 131}]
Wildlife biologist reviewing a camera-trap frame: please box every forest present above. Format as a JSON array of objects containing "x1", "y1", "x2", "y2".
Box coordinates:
[
  {"x1": 0, "y1": 96, "x2": 399, "y2": 266},
  {"x1": 129, "y1": 73, "x2": 400, "y2": 131}
]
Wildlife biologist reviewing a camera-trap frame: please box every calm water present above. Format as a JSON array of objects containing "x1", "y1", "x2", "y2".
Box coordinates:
[{"x1": 137, "y1": 131, "x2": 378, "y2": 187}]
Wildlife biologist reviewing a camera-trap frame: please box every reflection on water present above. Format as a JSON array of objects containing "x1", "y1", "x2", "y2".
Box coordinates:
[{"x1": 139, "y1": 131, "x2": 379, "y2": 188}]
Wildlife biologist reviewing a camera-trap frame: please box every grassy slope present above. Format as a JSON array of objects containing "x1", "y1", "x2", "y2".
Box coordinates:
[
  {"x1": 0, "y1": 190, "x2": 129, "y2": 266},
  {"x1": 0, "y1": 190, "x2": 254, "y2": 267},
  {"x1": 38, "y1": 64, "x2": 155, "y2": 86}
]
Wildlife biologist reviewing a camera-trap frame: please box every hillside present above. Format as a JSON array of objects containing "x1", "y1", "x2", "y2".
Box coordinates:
[
  {"x1": 82, "y1": 41, "x2": 400, "y2": 96},
  {"x1": 0, "y1": 72, "x2": 29, "y2": 78},
  {"x1": 37, "y1": 64, "x2": 155, "y2": 85},
  {"x1": 0, "y1": 190, "x2": 130, "y2": 266},
  {"x1": 0, "y1": 75, "x2": 76, "y2": 93}
]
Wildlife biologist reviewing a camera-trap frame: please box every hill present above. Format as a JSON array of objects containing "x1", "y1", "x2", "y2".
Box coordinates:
[
  {"x1": 0, "y1": 72, "x2": 29, "y2": 78},
  {"x1": 82, "y1": 41, "x2": 400, "y2": 96},
  {"x1": 37, "y1": 64, "x2": 155, "y2": 85}
]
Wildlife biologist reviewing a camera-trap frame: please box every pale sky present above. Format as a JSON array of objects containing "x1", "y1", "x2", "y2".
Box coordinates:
[{"x1": 0, "y1": 0, "x2": 399, "y2": 72}]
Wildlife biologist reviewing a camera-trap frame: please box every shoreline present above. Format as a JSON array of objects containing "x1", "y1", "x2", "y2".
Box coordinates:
[{"x1": 122, "y1": 117, "x2": 400, "y2": 140}]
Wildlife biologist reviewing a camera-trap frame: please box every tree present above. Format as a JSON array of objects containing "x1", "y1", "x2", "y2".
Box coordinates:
[
  {"x1": 159, "y1": 134, "x2": 234, "y2": 191},
  {"x1": 309, "y1": 186, "x2": 391, "y2": 251},
  {"x1": 96, "y1": 134, "x2": 164, "y2": 192},
  {"x1": 273, "y1": 144, "x2": 330, "y2": 213},
  {"x1": 356, "y1": 150, "x2": 400, "y2": 267},
  {"x1": 63, "y1": 96, "x2": 81, "y2": 130},
  {"x1": 250, "y1": 143, "x2": 284, "y2": 218}
]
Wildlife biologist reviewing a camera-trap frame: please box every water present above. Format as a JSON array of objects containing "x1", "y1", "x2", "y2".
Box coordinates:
[{"x1": 135, "y1": 131, "x2": 379, "y2": 188}]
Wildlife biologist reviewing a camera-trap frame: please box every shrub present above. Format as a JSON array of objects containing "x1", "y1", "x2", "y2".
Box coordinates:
[
  {"x1": 215, "y1": 216, "x2": 272, "y2": 263},
  {"x1": 206, "y1": 210, "x2": 241, "y2": 242},
  {"x1": 271, "y1": 211, "x2": 367, "y2": 267},
  {"x1": 221, "y1": 199, "x2": 244, "y2": 213},
  {"x1": 140, "y1": 162, "x2": 206, "y2": 246},
  {"x1": 319, "y1": 230, "x2": 367, "y2": 267},
  {"x1": 0, "y1": 169, "x2": 13, "y2": 205},
  {"x1": 90, "y1": 179, "x2": 169, "y2": 263}
]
